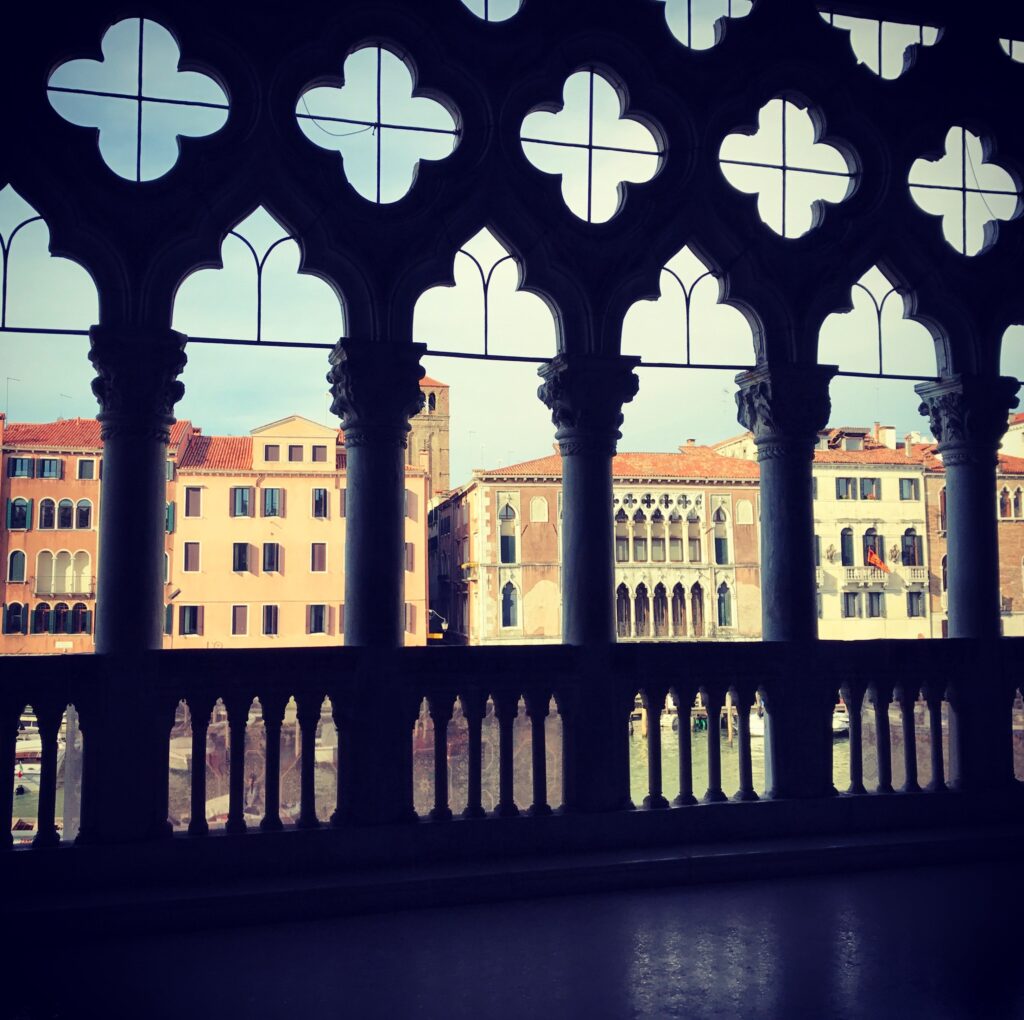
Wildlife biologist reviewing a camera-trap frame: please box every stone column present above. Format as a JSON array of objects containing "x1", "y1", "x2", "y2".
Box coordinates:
[
  {"x1": 538, "y1": 353, "x2": 639, "y2": 645},
  {"x1": 538, "y1": 353, "x2": 639, "y2": 812},
  {"x1": 328, "y1": 340, "x2": 425, "y2": 647},
  {"x1": 735, "y1": 363, "x2": 837, "y2": 799},
  {"x1": 81, "y1": 327, "x2": 187, "y2": 843},
  {"x1": 89, "y1": 327, "x2": 187, "y2": 654},
  {"x1": 916, "y1": 374, "x2": 1020, "y2": 791}
]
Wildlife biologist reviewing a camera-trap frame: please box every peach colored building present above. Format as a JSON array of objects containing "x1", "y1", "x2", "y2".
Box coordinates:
[
  {"x1": 431, "y1": 445, "x2": 762, "y2": 645},
  {"x1": 1, "y1": 414, "x2": 430, "y2": 651}
]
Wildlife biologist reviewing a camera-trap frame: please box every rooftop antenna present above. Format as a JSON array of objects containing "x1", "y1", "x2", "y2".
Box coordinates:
[{"x1": 59, "y1": 393, "x2": 72, "y2": 419}]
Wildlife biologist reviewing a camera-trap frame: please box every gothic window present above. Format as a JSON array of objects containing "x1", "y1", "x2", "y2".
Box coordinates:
[
  {"x1": 901, "y1": 528, "x2": 923, "y2": 566},
  {"x1": 668, "y1": 512, "x2": 684, "y2": 562},
  {"x1": 691, "y1": 583, "x2": 705, "y2": 638},
  {"x1": 999, "y1": 487, "x2": 1012, "y2": 518},
  {"x1": 616, "y1": 584, "x2": 631, "y2": 639},
  {"x1": 1014, "y1": 488, "x2": 1023, "y2": 518},
  {"x1": 687, "y1": 514, "x2": 701, "y2": 562},
  {"x1": 499, "y1": 503, "x2": 517, "y2": 563},
  {"x1": 634, "y1": 584, "x2": 650, "y2": 638},
  {"x1": 818, "y1": 12, "x2": 939, "y2": 79},
  {"x1": 671, "y1": 583, "x2": 687, "y2": 637},
  {"x1": 841, "y1": 528, "x2": 854, "y2": 567},
  {"x1": 650, "y1": 510, "x2": 666, "y2": 562},
  {"x1": 713, "y1": 507, "x2": 729, "y2": 564},
  {"x1": 428, "y1": 392, "x2": 437, "y2": 413},
  {"x1": 632, "y1": 510, "x2": 648, "y2": 562},
  {"x1": 75, "y1": 500, "x2": 92, "y2": 529},
  {"x1": 8, "y1": 550, "x2": 26, "y2": 583},
  {"x1": 615, "y1": 509, "x2": 629, "y2": 563},
  {"x1": 717, "y1": 583, "x2": 732, "y2": 628},
  {"x1": 653, "y1": 583, "x2": 668, "y2": 638},
  {"x1": 501, "y1": 581, "x2": 518, "y2": 628},
  {"x1": 39, "y1": 499, "x2": 55, "y2": 529}
]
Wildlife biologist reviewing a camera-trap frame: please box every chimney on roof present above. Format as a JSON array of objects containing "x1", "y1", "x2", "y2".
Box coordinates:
[
  {"x1": 686, "y1": 438, "x2": 696, "y2": 447},
  {"x1": 877, "y1": 425, "x2": 896, "y2": 450}
]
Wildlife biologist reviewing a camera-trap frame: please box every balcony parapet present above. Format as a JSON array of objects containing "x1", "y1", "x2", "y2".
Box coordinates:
[{"x1": 844, "y1": 567, "x2": 889, "y2": 586}]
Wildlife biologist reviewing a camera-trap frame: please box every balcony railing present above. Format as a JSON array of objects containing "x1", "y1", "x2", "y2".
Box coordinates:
[
  {"x1": 29, "y1": 576, "x2": 95, "y2": 598},
  {"x1": 905, "y1": 566, "x2": 928, "y2": 585},
  {"x1": 844, "y1": 567, "x2": 889, "y2": 585}
]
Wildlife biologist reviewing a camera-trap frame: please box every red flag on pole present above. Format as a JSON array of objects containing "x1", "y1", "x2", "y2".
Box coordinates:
[{"x1": 867, "y1": 547, "x2": 890, "y2": 573}]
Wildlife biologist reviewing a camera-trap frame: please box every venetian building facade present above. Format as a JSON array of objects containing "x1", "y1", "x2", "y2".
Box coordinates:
[
  {"x1": 431, "y1": 445, "x2": 761, "y2": 645},
  {"x1": 407, "y1": 376, "x2": 451, "y2": 498}
]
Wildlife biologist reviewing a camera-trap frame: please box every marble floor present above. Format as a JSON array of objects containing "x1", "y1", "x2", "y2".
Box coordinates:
[{"x1": 20, "y1": 859, "x2": 1023, "y2": 1019}]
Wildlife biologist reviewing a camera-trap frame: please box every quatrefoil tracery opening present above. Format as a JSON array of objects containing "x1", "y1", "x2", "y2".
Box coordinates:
[
  {"x1": 297, "y1": 46, "x2": 460, "y2": 204},
  {"x1": 654, "y1": 0, "x2": 754, "y2": 51},
  {"x1": 719, "y1": 98, "x2": 856, "y2": 238},
  {"x1": 819, "y1": 11, "x2": 940, "y2": 79},
  {"x1": 47, "y1": 18, "x2": 229, "y2": 182},
  {"x1": 460, "y1": 0, "x2": 522, "y2": 22},
  {"x1": 520, "y1": 69, "x2": 664, "y2": 224}
]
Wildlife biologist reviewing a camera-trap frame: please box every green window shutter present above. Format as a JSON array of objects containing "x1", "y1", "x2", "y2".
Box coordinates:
[
  {"x1": 26, "y1": 499, "x2": 33, "y2": 531},
  {"x1": 47, "y1": 610, "x2": 56, "y2": 634},
  {"x1": 27, "y1": 459, "x2": 34, "y2": 479},
  {"x1": 64, "y1": 611, "x2": 74, "y2": 635},
  {"x1": 1, "y1": 605, "x2": 7, "y2": 634},
  {"x1": 5, "y1": 499, "x2": 11, "y2": 528},
  {"x1": 164, "y1": 605, "x2": 172, "y2": 636},
  {"x1": 83, "y1": 610, "x2": 93, "y2": 635},
  {"x1": 166, "y1": 501, "x2": 176, "y2": 534}
]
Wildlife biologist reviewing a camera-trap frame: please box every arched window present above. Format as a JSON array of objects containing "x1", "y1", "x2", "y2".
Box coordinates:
[
  {"x1": 650, "y1": 510, "x2": 666, "y2": 562},
  {"x1": 70, "y1": 602, "x2": 90, "y2": 634},
  {"x1": 1015, "y1": 488, "x2": 1023, "y2": 518},
  {"x1": 8, "y1": 498, "x2": 30, "y2": 530},
  {"x1": 72, "y1": 551, "x2": 90, "y2": 593},
  {"x1": 653, "y1": 583, "x2": 668, "y2": 637},
  {"x1": 941, "y1": 554, "x2": 948, "y2": 592},
  {"x1": 530, "y1": 496, "x2": 548, "y2": 523},
  {"x1": 668, "y1": 512, "x2": 684, "y2": 561},
  {"x1": 901, "y1": 528, "x2": 923, "y2": 566},
  {"x1": 938, "y1": 486, "x2": 947, "y2": 532},
  {"x1": 616, "y1": 583, "x2": 631, "y2": 638},
  {"x1": 36, "y1": 551, "x2": 54, "y2": 596},
  {"x1": 76, "y1": 499, "x2": 92, "y2": 529},
  {"x1": 736, "y1": 499, "x2": 754, "y2": 525},
  {"x1": 840, "y1": 528, "x2": 854, "y2": 566},
  {"x1": 53, "y1": 602, "x2": 69, "y2": 634},
  {"x1": 39, "y1": 498, "x2": 55, "y2": 529},
  {"x1": 498, "y1": 503, "x2": 516, "y2": 563},
  {"x1": 717, "y1": 582, "x2": 732, "y2": 627},
  {"x1": 57, "y1": 499, "x2": 74, "y2": 529},
  {"x1": 691, "y1": 583, "x2": 705, "y2": 638},
  {"x1": 634, "y1": 583, "x2": 650, "y2": 637},
  {"x1": 713, "y1": 507, "x2": 729, "y2": 564},
  {"x1": 427, "y1": 392, "x2": 436, "y2": 413},
  {"x1": 999, "y1": 487, "x2": 1012, "y2": 518},
  {"x1": 862, "y1": 527, "x2": 884, "y2": 566},
  {"x1": 32, "y1": 602, "x2": 52, "y2": 634},
  {"x1": 3, "y1": 602, "x2": 26, "y2": 634},
  {"x1": 54, "y1": 551, "x2": 72, "y2": 594},
  {"x1": 8, "y1": 550, "x2": 26, "y2": 583},
  {"x1": 615, "y1": 509, "x2": 629, "y2": 563},
  {"x1": 687, "y1": 513, "x2": 701, "y2": 562},
  {"x1": 632, "y1": 510, "x2": 648, "y2": 562},
  {"x1": 500, "y1": 581, "x2": 518, "y2": 628},
  {"x1": 671, "y1": 582, "x2": 687, "y2": 636}
]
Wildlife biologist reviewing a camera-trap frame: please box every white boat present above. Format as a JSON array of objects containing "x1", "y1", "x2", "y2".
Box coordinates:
[
  {"x1": 832, "y1": 709, "x2": 850, "y2": 737},
  {"x1": 748, "y1": 711, "x2": 765, "y2": 738}
]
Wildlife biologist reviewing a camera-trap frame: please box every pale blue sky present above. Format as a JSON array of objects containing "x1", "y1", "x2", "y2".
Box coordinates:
[{"x1": 2, "y1": 17, "x2": 1021, "y2": 484}]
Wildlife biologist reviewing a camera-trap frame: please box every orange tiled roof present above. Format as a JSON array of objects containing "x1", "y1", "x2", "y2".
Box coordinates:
[
  {"x1": 178, "y1": 435, "x2": 253, "y2": 471},
  {"x1": 999, "y1": 453, "x2": 1024, "y2": 475},
  {"x1": 3, "y1": 417, "x2": 192, "y2": 450},
  {"x1": 421, "y1": 375, "x2": 447, "y2": 388},
  {"x1": 485, "y1": 448, "x2": 760, "y2": 481},
  {"x1": 812, "y1": 445, "x2": 934, "y2": 466}
]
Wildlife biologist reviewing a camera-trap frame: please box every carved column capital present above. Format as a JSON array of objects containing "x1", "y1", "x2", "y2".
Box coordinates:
[
  {"x1": 537, "y1": 353, "x2": 640, "y2": 456},
  {"x1": 327, "y1": 339, "x2": 426, "y2": 448},
  {"x1": 88, "y1": 327, "x2": 188, "y2": 442},
  {"x1": 735, "y1": 363, "x2": 837, "y2": 461},
  {"x1": 915, "y1": 375, "x2": 1020, "y2": 467}
]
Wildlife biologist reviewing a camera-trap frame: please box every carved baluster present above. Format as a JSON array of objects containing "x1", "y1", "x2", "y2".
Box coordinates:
[
  {"x1": 296, "y1": 694, "x2": 323, "y2": 829},
  {"x1": 461, "y1": 690, "x2": 487, "y2": 819},
  {"x1": 841, "y1": 681, "x2": 866, "y2": 795},
  {"x1": 671, "y1": 687, "x2": 696, "y2": 806},
  {"x1": 525, "y1": 690, "x2": 551, "y2": 817},
  {"x1": 641, "y1": 687, "x2": 668, "y2": 809},
  {"x1": 225, "y1": 694, "x2": 249, "y2": 835},
  {"x1": 260, "y1": 693, "x2": 287, "y2": 831},
  {"x1": 493, "y1": 691, "x2": 520, "y2": 818},
  {"x1": 428, "y1": 692, "x2": 454, "y2": 821},
  {"x1": 925, "y1": 682, "x2": 946, "y2": 792},
  {"x1": 188, "y1": 696, "x2": 213, "y2": 837},
  {"x1": 32, "y1": 701, "x2": 64, "y2": 848},
  {"x1": 897, "y1": 683, "x2": 920, "y2": 793},
  {"x1": 702, "y1": 685, "x2": 726, "y2": 803},
  {"x1": 733, "y1": 685, "x2": 758, "y2": 802},
  {"x1": 869, "y1": 684, "x2": 893, "y2": 794},
  {"x1": 330, "y1": 691, "x2": 347, "y2": 826}
]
